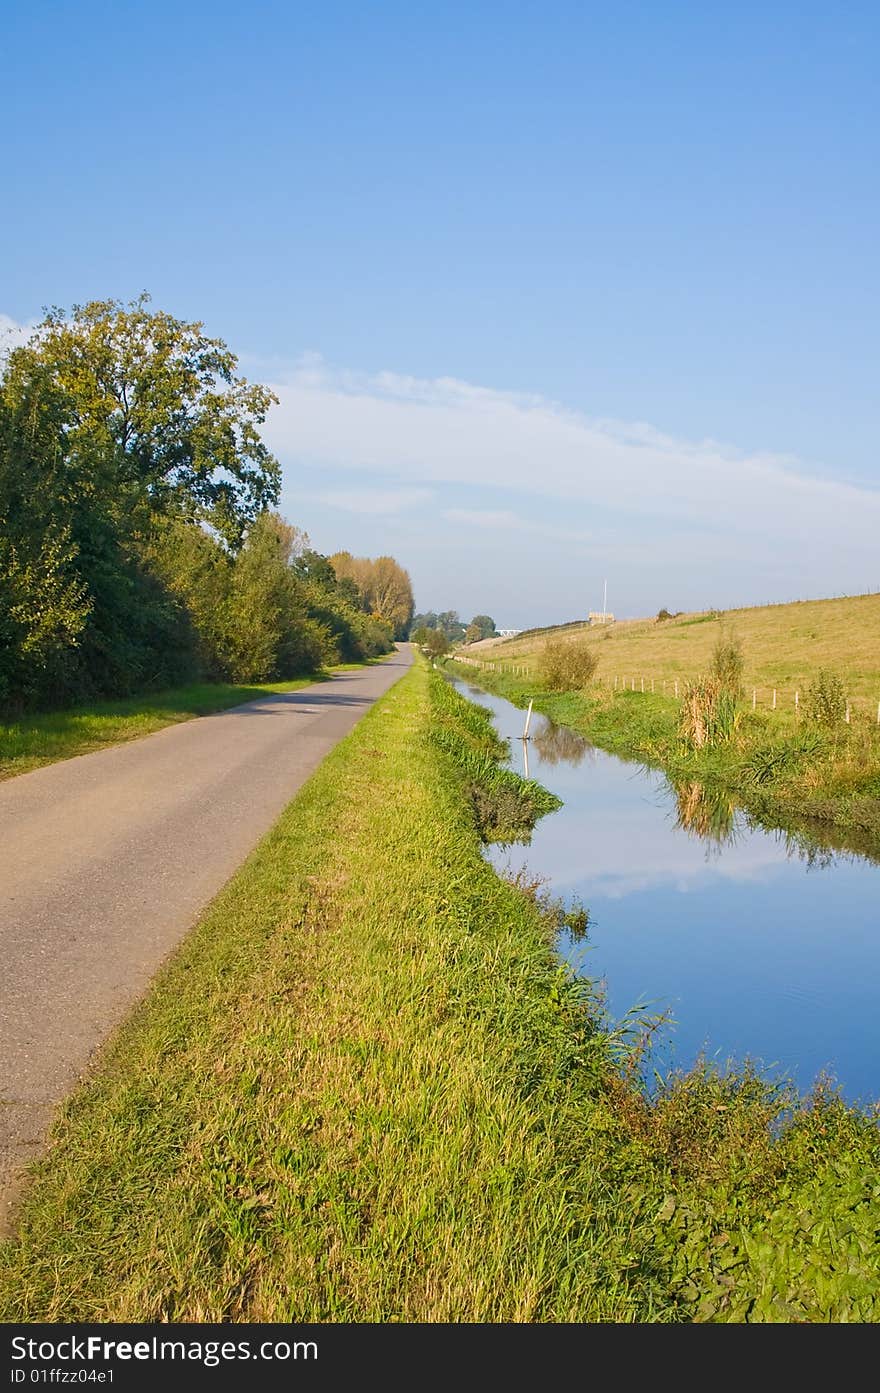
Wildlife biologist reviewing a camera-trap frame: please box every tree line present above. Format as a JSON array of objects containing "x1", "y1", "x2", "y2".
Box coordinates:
[
  {"x1": 0, "y1": 295, "x2": 413, "y2": 713},
  {"x1": 410, "y1": 611, "x2": 497, "y2": 653}
]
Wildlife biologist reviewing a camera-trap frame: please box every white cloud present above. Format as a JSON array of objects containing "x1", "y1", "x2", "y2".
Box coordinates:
[
  {"x1": 265, "y1": 361, "x2": 880, "y2": 578},
  {"x1": 0, "y1": 314, "x2": 35, "y2": 362},
  {"x1": 443, "y1": 507, "x2": 598, "y2": 545},
  {"x1": 309, "y1": 486, "x2": 434, "y2": 515}
]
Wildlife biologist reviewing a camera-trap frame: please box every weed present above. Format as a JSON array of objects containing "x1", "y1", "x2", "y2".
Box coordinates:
[
  {"x1": 711, "y1": 631, "x2": 744, "y2": 696},
  {"x1": 805, "y1": 669, "x2": 847, "y2": 726},
  {"x1": 678, "y1": 677, "x2": 739, "y2": 748}
]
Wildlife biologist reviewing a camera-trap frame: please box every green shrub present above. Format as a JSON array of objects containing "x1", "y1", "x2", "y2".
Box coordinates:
[
  {"x1": 804, "y1": 668, "x2": 847, "y2": 726},
  {"x1": 540, "y1": 639, "x2": 599, "y2": 691}
]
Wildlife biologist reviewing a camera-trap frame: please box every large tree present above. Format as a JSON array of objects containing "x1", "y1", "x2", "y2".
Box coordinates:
[
  {"x1": 5, "y1": 294, "x2": 280, "y2": 546},
  {"x1": 0, "y1": 296, "x2": 283, "y2": 706}
]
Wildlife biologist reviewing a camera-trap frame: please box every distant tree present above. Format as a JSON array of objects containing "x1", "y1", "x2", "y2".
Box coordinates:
[
  {"x1": 469, "y1": 614, "x2": 497, "y2": 640},
  {"x1": 411, "y1": 625, "x2": 431, "y2": 648},
  {"x1": 436, "y1": 610, "x2": 465, "y2": 642},
  {"x1": 370, "y1": 556, "x2": 415, "y2": 638},
  {"x1": 410, "y1": 611, "x2": 438, "y2": 636},
  {"x1": 464, "y1": 623, "x2": 482, "y2": 644},
  {"x1": 330, "y1": 551, "x2": 414, "y2": 638},
  {"x1": 424, "y1": 629, "x2": 450, "y2": 658}
]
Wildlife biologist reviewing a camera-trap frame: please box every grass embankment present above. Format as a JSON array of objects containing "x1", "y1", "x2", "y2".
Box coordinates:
[
  {"x1": 0, "y1": 660, "x2": 388, "y2": 782},
  {"x1": 468, "y1": 592, "x2": 880, "y2": 707},
  {"x1": 1, "y1": 662, "x2": 877, "y2": 1321}
]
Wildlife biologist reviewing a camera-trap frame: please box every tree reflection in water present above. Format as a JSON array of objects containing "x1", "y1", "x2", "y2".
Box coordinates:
[{"x1": 532, "y1": 718, "x2": 594, "y2": 767}]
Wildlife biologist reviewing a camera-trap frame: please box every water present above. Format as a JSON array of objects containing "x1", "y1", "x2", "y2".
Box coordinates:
[{"x1": 451, "y1": 679, "x2": 880, "y2": 1105}]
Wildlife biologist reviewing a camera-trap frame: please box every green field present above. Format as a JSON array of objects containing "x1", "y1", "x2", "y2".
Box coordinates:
[{"x1": 2, "y1": 659, "x2": 877, "y2": 1322}]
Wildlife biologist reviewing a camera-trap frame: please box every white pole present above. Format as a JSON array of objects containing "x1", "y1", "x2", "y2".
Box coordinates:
[{"x1": 523, "y1": 699, "x2": 534, "y2": 740}]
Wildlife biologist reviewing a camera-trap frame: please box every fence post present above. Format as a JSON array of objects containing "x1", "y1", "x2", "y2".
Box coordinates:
[
  {"x1": 674, "y1": 680, "x2": 679, "y2": 698},
  {"x1": 772, "y1": 689, "x2": 777, "y2": 710},
  {"x1": 523, "y1": 699, "x2": 534, "y2": 740},
  {"x1": 752, "y1": 688, "x2": 756, "y2": 710},
  {"x1": 641, "y1": 676, "x2": 644, "y2": 693}
]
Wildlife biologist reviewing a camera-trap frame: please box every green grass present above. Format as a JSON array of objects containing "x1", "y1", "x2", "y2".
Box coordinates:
[
  {"x1": 0, "y1": 659, "x2": 389, "y2": 782},
  {"x1": 1, "y1": 660, "x2": 877, "y2": 1321}
]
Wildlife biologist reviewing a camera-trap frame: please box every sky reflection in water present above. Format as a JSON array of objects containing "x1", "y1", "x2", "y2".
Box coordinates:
[{"x1": 456, "y1": 682, "x2": 880, "y2": 1105}]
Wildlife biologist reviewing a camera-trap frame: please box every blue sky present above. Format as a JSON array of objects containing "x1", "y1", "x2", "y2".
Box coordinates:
[{"x1": 3, "y1": 1, "x2": 878, "y2": 624}]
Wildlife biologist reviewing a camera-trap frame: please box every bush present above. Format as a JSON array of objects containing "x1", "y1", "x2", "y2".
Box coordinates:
[
  {"x1": 540, "y1": 639, "x2": 599, "y2": 691},
  {"x1": 425, "y1": 630, "x2": 450, "y2": 658},
  {"x1": 804, "y1": 669, "x2": 847, "y2": 726}
]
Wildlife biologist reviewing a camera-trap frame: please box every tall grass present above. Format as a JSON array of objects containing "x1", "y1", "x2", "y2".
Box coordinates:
[{"x1": 678, "y1": 676, "x2": 739, "y2": 748}]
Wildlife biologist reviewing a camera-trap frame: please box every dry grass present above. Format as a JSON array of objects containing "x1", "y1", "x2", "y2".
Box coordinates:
[{"x1": 466, "y1": 593, "x2": 880, "y2": 714}]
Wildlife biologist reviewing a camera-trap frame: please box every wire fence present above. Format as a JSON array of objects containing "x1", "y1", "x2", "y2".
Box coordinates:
[{"x1": 452, "y1": 655, "x2": 880, "y2": 724}]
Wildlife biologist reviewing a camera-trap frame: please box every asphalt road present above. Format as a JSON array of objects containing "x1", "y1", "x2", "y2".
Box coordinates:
[{"x1": 0, "y1": 646, "x2": 412, "y2": 1230}]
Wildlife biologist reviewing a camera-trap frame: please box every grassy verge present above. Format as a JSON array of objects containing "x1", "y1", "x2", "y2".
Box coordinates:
[
  {"x1": 1, "y1": 660, "x2": 877, "y2": 1321},
  {"x1": 447, "y1": 660, "x2": 880, "y2": 858},
  {"x1": 0, "y1": 659, "x2": 389, "y2": 782},
  {"x1": 466, "y1": 592, "x2": 880, "y2": 705}
]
